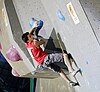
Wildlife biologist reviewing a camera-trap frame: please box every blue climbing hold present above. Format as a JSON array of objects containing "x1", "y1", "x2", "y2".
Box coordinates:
[
  {"x1": 37, "y1": 20, "x2": 43, "y2": 29},
  {"x1": 29, "y1": 18, "x2": 43, "y2": 29},
  {"x1": 29, "y1": 18, "x2": 35, "y2": 28},
  {"x1": 56, "y1": 10, "x2": 65, "y2": 21}
]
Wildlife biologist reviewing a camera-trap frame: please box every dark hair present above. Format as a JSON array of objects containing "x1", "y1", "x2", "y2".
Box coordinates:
[{"x1": 22, "y1": 32, "x2": 29, "y2": 43}]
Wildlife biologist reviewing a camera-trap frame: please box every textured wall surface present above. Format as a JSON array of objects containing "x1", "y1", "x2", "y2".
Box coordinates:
[
  {"x1": 0, "y1": 0, "x2": 60, "y2": 78},
  {"x1": 1, "y1": 0, "x2": 100, "y2": 91},
  {"x1": 41, "y1": 0, "x2": 100, "y2": 92},
  {"x1": 80, "y1": 0, "x2": 100, "y2": 44},
  {"x1": 12, "y1": 0, "x2": 53, "y2": 38}
]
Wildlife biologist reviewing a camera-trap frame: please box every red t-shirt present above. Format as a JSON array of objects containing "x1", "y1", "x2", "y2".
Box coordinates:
[{"x1": 26, "y1": 41, "x2": 47, "y2": 65}]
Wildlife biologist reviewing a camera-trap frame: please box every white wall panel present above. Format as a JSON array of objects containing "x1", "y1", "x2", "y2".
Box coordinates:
[{"x1": 41, "y1": 0, "x2": 100, "y2": 92}]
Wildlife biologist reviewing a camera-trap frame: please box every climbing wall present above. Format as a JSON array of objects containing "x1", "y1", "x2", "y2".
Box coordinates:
[
  {"x1": 79, "y1": 0, "x2": 100, "y2": 44},
  {"x1": 12, "y1": 0, "x2": 53, "y2": 38},
  {"x1": 0, "y1": 0, "x2": 61, "y2": 78},
  {"x1": 1, "y1": 0, "x2": 100, "y2": 91},
  {"x1": 41, "y1": 0, "x2": 100, "y2": 92}
]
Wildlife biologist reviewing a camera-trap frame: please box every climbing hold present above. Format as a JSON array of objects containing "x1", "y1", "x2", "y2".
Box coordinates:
[
  {"x1": 56, "y1": 9, "x2": 65, "y2": 21},
  {"x1": 6, "y1": 46, "x2": 22, "y2": 61},
  {"x1": 12, "y1": 69, "x2": 20, "y2": 77},
  {"x1": 29, "y1": 18, "x2": 36, "y2": 28},
  {"x1": 29, "y1": 18, "x2": 43, "y2": 28}
]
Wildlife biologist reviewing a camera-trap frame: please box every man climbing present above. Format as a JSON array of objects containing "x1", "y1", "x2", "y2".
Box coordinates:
[{"x1": 21, "y1": 19, "x2": 79, "y2": 86}]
